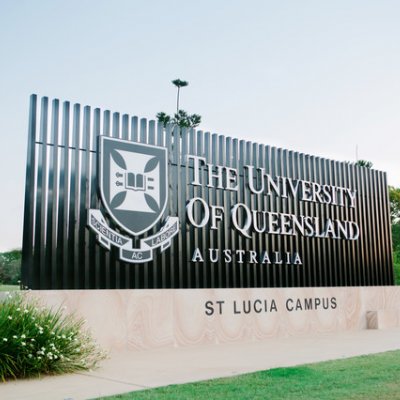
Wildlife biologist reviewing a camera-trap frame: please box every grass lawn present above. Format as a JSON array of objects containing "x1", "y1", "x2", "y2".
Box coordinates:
[
  {"x1": 99, "y1": 350, "x2": 400, "y2": 400},
  {"x1": 0, "y1": 284, "x2": 19, "y2": 292}
]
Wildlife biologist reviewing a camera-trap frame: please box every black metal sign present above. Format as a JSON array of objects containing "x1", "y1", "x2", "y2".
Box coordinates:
[{"x1": 22, "y1": 95, "x2": 394, "y2": 289}]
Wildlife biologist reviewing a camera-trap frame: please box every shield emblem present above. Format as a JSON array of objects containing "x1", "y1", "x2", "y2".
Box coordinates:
[{"x1": 100, "y1": 137, "x2": 168, "y2": 236}]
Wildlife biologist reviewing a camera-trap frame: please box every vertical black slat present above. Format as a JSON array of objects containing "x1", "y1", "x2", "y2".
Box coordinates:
[
  {"x1": 202, "y1": 132, "x2": 214, "y2": 288},
  {"x1": 285, "y1": 150, "x2": 294, "y2": 287},
  {"x1": 237, "y1": 140, "x2": 246, "y2": 287},
  {"x1": 319, "y1": 159, "x2": 329, "y2": 286},
  {"x1": 120, "y1": 114, "x2": 130, "y2": 288},
  {"x1": 360, "y1": 166, "x2": 371, "y2": 285},
  {"x1": 156, "y1": 122, "x2": 166, "y2": 288},
  {"x1": 81, "y1": 106, "x2": 91, "y2": 289},
  {"x1": 371, "y1": 170, "x2": 382, "y2": 284},
  {"x1": 354, "y1": 164, "x2": 365, "y2": 286},
  {"x1": 230, "y1": 138, "x2": 239, "y2": 287},
  {"x1": 122, "y1": 114, "x2": 130, "y2": 139},
  {"x1": 313, "y1": 156, "x2": 321, "y2": 286},
  {"x1": 48, "y1": 99, "x2": 60, "y2": 288},
  {"x1": 22, "y1": 94, "x2": 37, "y2": 289},
  {"x1": 164, "y1": 123, "x2": 173, "y2": 288},
  {"x1": 92, "y1": 108, "x2": 101, "y2": 288},
  {"x1": 327, "y1": 159, "x2": 336, "y2": 286},
  {"x1": 60, "y1": 102, "x2": 71, "y2": 288},
  {"x1": 367, "y1": 167, "x2": 376, "y2": 286},
  {"x1": 110, "y1": 112, "x2": 120, "y2": 289},
  {"x1": 341, "y1": 163, "x2": 357, "y2": 286},
  {"x1": 346, "y1": 162, "x2": 358, "y2": 286},
  {"x1": 170, "y1": 125, "x2": 180, "y2": 287},
  {"x1": 363, "y1": 168, "x2": 374, "y2": 285},
  {"x1": 130, "y1": 116, "x2": 138, "y2": 142},
  {"x1": 70, "y1": 104, "x2": 81, "y2": 288},
  {"x1": 262, "y1": 145, "x2": 272, "y2": 287},
  {"x1": 248, "y1": 142, "x2": 257, "y2": 287},
  {"x1": 147, "y1": 120, "x2": 157, "y2": 288},
  {"x1": 270, "y1": 147, "x2": 280, "y2": 287},
  {"x1": 252, "y1": 143, "x2": 262, "y2": 287},
  {"x1": 325, "y1": 160, "x2": 344, "y2": 286},
  {"x1": 314, "y1": 156, "x2": 324, "y2": 286},
  {"x1": 224, "y1": 136, "x2": 233, "y2": 287},
  {"x1": 197, "y1": 130, "x2": 207, "y2": 287},
  {"x1": 336, "y1": 159, "x2": 346, "y2": 286},
  {"x1": 208, "y1": 133, "x2": 219, "y2": 287},
  {"x1": 265, "y1": 145, "x2": 274, "y2": 287},
  {"x1": 217, "y1": 135, "x2": 226, "y2": 287},
  {"x1": 244, "y1": 141, "x2": 253, "y2": 287},
  {"x1": 87, "y1": 108, "x2": 101, "y2": 289},
  {"x1": 342, "y1": 160, "x2": 353, "y2": 285},
  {"x1": 281, "y1": 148, "x2": 289, "y2": 287},
  {"x1": 339, "y1": 161, "x2": 350, "y2": 285},
  {"x1": 292, "y1": 151, "x2": 304, "y2": 287},
  {"x1": 135, "y1": 118, "x2": 147, "y2": 288},
  {"x1": 298, "y1": 152, "x2": 308, "y2": 287},
  {"x1": 304, "y1": 154, "x2": 315, "y2": 287},
  {"x1": 176, "y1": 127, "x2": 186, "y2": 288},
  {"x1": 369, "y1": 169, "x2": 379, "y2": 284},
  {"x1": 187, "y1": 129, "x2": 197, "y2": 287},
  {"x1": 35, "y1": 97, "x2": 49, "y2": 288},
  {"x1": 102, "y1": 110, "x2": 111, "y2": 288}
]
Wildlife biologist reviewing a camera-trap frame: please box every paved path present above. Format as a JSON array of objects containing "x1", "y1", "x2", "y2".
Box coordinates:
[{"x1": 1, "y1": 328, "x2": 400, "y2": 400}]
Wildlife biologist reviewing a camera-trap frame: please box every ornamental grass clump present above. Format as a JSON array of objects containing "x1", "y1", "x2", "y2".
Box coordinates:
[{"x1": 0, "y1": 292, "x2": 106, "y2": 381}]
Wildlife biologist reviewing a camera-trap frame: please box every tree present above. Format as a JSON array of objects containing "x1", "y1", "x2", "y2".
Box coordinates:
[
  {"x1": 157, "y1": 79, "x2": 201, "y2": 129},
  {"x1": 172, "y1": 79, "x2": 188, "y2": 113},
  {"x1": 389, "y1": 186, "x2": 400, "y2": 224},
  {"x1": 355, "y1": 160, "x2": 373, "y2": 168}
]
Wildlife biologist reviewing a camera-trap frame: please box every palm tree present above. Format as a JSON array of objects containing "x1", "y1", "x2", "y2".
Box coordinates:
[
  {"x1": 172, "y1": 79, "x2": 188, "y2": 113},
  {"x1": 355, "y1": 160, "x2": 373, "y2": 168}
]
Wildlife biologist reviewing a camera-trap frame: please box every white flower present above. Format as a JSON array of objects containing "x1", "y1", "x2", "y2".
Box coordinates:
[
  {"x1": 31, "y1": 338, "x2": 35, "y2": 342},
  {"x1": 37, "y1": 356, "x2": 42, "y2": 360},
  {"x1": 8, "y1": 316, "x2": 12, "y2": 320},
  {"x1": 28, "y1": 354, "x2": 33, "y2": 358},
  {"x1": 3, "y1": 338, "x2": 8, "y2": 342},
  {"x1": 24, "y1": 309, "x2": 29, "y2": 313},
  {"x1": 13, "y1": 335, "x2": 17, "y2": 339},
  {"x1": 16, "y1": 307, "x2": 21, "y2": 311},
  {"x1": 21, "y1": 334, "x2": 26, "y2": 339},
  {"x1": 61, "y1": 334, "x2": 66, "y2": 339},
  {"x1": 22, "y1": 342, "x2": 26, "y2": 346}
]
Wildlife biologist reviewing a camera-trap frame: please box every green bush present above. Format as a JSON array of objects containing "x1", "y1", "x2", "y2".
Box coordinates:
[
  {"x1": 0, "y1": 292, "x2": 106, "y2": 381},
  {"x1": 394, "y1": 250, "x2": 400, "y2": 285},
  {"x1": 0, "y1": 250, "x2": 21, "y2": 285}
]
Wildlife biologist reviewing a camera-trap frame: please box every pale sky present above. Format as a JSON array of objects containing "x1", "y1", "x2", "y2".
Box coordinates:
[{"x1": 0, "y1": 0, "x2": 399, "y2": 252}]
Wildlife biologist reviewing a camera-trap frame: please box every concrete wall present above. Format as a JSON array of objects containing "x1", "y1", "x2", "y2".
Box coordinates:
[{"x1": 29, "y1": 286, "x2": 400, "y2": 351}]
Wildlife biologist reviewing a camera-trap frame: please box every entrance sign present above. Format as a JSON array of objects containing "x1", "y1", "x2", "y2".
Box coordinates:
[{"x1": 22, "y1": 95, "x2": 394, "y2": 289}]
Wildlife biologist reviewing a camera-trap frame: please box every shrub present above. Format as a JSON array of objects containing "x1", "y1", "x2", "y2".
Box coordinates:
[
  {"x1": 0, "y1": 292, "x2": 106, "y2": 381},
  {"x1": 0, "y1": 250, "x2": 21, "y2": 285}
]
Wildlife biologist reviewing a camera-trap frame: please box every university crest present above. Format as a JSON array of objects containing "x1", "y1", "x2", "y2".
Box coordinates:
[{"x1": 88, "y1": 137, "x2": 179, "y2": 263}]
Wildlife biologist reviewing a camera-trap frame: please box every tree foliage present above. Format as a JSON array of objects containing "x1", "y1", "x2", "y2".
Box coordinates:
[
  {"x1": 157, "y1": 78, "x2": 201, "y2": 129},
  {"x1": 389, "y1": 186, "x2": 400, "y2": 224},
  {"x1": 355, "y1": 160, "x2": 373, "y2": 168},
  {"x1": 0, "y1": 250, "x2": 21, "y2": 285}
]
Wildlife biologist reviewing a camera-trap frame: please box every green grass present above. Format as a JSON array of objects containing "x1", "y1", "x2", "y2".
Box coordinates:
[
  {"x1": 0, "y1": 284, "x2": 19, "y2": 292},
  {"x1": 99, "y1": 350, "x2": 400, "y2": 400}
]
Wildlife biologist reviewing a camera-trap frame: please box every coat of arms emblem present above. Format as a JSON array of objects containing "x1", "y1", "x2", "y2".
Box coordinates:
[{"x1": 88, "y1": 137, "x2": 179, "y2": 263}]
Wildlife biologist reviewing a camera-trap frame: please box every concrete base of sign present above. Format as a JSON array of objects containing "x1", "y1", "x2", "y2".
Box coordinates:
[
  {"x1": 366, "y1": 309, "x2": 400, "y2": 329},
  {"x1": 26, "y1": 286, "x2": 400, "y2": 351}
]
